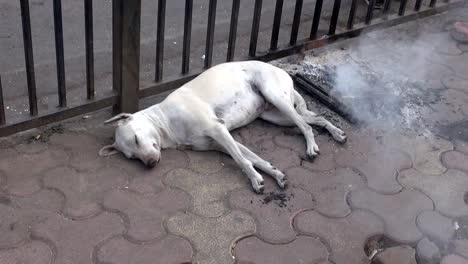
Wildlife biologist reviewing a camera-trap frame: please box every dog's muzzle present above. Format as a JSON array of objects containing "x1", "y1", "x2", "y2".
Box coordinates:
[{"x1": 146, "y1": 158, "x2": 159, "y2": 168}]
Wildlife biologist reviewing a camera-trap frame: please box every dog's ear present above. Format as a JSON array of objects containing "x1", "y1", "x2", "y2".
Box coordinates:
[
  {"x1": 104, "y1": 113, "x2": 133, "y2": 126},
  {"x1": 99, "y1": 144, "x2": 119, "y2": 156}
]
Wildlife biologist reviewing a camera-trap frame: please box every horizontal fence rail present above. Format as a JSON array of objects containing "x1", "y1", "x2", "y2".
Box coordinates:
[{"x1": 0, "y1": 0, "x2": 464, "y2": 137}]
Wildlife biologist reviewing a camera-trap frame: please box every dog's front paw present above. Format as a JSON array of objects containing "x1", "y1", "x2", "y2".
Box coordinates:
[
  {"x1": 306, "y1": 144, "x2": 320, "y2": 159},
  {"x1": 332, "y1": 129, "x2": 347, "y2": 144},
  {"x1": 251, "y1": 178, "x2": 265, "y2": 194}
]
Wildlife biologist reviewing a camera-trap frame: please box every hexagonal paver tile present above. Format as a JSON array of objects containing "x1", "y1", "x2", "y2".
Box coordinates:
[
  {"x1": 102, "y1": 188, "x2": 190, "y2": 241},
  {"x1": 383, "y1": 132, "x2": 453, "y2": 175},
  {"x1": 0, "y1": 189, "x2": 63, "y2": 249},
  {"x1": 43, "y1": 166, "x2": 128, "y2": 219},
  {"x1": 274, "y1": 134, "x2": 336, "y2": 172},
  {"x1": 442, "y1": 75, "x2": 468, "y2": 95},
  {"x1": 165, "y1": 166, "x2": 245, "y2": 217},
  {"x1": 417, "y1": 210, "x2": 455, "y2": 246},
  {"x1": 286, "y1": 167, "x2": 365, "y2": 217},
  {"x1": 32, "y1": 211, "x2": 124, "y2": 264},
  {"x1": 50, "y1": 133, "x2": 105, "y2": 172},
  {"x1": 336, "y1": 149, "x2": 411, "y2": 194},
  {"x1": 111, "y1": 149, "x2": 189, "y2": 194},
  {"x1": 228, "y1": 183, "x2": 315, "y2": 243},
  {"x1": 0, "y1": 240, "x2": 53, "y2": 264},
  {"x1": 375, "y1": 246, "x2": 417, "y2": 264},
  {"x1": 442, "y1": 151, "x2": 468, "y2": 173},
  {"x1": 233, "y1": 235, "x2": 328, "y2": 264},
  {"x1": 398, "y1": 169, "x2": 468, "y2": 218},
  {"x1": 167, "y1": 210, "x2": 255, "y2": 264},
  {"x1": 0, "y1": 148, "x2": 69, "y2": 196},
  {"x1": 97, "y1": 235, "x2": 193, "y2": 264},
  {"x1": 349, "y1": 188, "x2": 433, "y2": 244},
  {"x1": 441, "y1": 254, "x2": 468, "y2": 264},
  {"x1": 294, "y1": 210, "x2": 384, "y2": 264}
]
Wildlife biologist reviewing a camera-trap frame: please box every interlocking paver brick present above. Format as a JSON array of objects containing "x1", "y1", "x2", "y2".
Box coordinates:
[
  {"x1": 102, "y1": 188, "x2": 190, "y2": 242},
  {"x1": 383, "y1": 133, "x2": 453, "y2": 175},
  {"x1": 186, "y1": 150, "x2": 225, "y2": 174},
  {"x1": 236, "y1": 120, "x2": 284, "y2": 148},
  {"x1": 0, "y1": 240, "x2": 53, "y2": 264},
  {"x1": 441, "y1": 254, "x2": 468, "y2": 264},
  {"x1": 14, "y1": 141, "x2": 48, "y2": 154},
  {"x1": 442, "y1": 151, "x2": 468, "y2": 173},
  {"x1": 43, "y1": 166, "x2": 128, "y2": 219},
  {"x1": 435, "y1": 38, "x2": 463, "y2": 56},
  {"x1": 442, "y1": 75, "x2": 468, "y2": 95},
  {"x1": 435, "y1": 53, "x2": 468, "y2": 78},
  {"x1": 111, "y1": 149, "x2": 189, "y2": 194},
  {"x1": 294, "y1": 210, "x2": 384, "y2": 264},
  {"x1": 50, "y1": 133, "x2": 105, "y2": 172},
  {"x1": 0, "y1": 189, "x2": 62, "y2": 249},
  {"x1": 399, "y1": 169, "x2": 468, "y2": 218},
  {"x1": 350, "y1": 188, "x2": 433, "y2": 244},
  {"x1": 228, "y1": 184, "x2": 315, "y2": 243},
  {"x1": 416, "y1": 237, "x2": 441, "y2": 264},
  {"x1": 454, "y1": 140, "x2": 468, "y2": 154},
  {"x1": 286, "y1": 166, "x2": 365, "y2": 217},
  {"x1": 417, "y1": 210, "x2": 455, "y2": 246},
  {"x1": 455, "y1": 240, "x2": 468, "y2": 259},
  {"x1": 233, "y1": 235, "x2": 328, "y2": 264},
  {"x1": 0, "y1": 147, "x2": 69, "y2": 196},
  {"x1": 274, "y1": 134, "x2": 336, "y2": 172},
  {"x1": 336, "y1": 149, "x2": 411, "y2": 194},
  {"x1": 97, "y1": 235, "x2": 193, "y2": 264},
  {"x1": 165, "y1": 166, "x2": 244, "y2": 217},
  {"x1": 167, "y1": 210, "x2": 255, "y2": 264},
  {"x1": 375, "y1": 246, "x2": 417, "y2": 264},
  {"x1": 32, "y1": 211, "x2": 124, "y2": 264}
]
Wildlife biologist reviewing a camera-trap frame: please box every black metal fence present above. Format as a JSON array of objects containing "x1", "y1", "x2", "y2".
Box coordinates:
[{"x1": 0, "y1": 0, "x2": 463, "y2": 136}]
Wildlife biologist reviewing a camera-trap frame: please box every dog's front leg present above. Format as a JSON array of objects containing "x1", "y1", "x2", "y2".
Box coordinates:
[{"x1": 208, "y1": 124, "x2": 265, "y2": 194}]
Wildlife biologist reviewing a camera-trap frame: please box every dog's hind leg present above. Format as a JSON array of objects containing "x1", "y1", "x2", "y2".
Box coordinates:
[
  {"x1": 236, "y1": 143, "x2": 287, "y2": 188},
  {"x1": 208, "y1": 123, "x2": 265, "y2": 193}
]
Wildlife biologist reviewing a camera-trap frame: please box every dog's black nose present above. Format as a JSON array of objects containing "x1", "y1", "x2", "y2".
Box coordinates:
[{"x1": 146, "y1": 159, "x2": 157, "y2": 168}]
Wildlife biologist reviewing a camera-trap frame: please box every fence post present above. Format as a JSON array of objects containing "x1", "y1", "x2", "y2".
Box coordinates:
[{"x1": 112, "y1": 0, "x2": 141, "y2": 114}]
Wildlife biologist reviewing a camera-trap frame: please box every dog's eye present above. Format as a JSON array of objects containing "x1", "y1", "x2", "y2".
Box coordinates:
[{"x1": 134, "y1": 135, "x2": 139, "y2": 147}]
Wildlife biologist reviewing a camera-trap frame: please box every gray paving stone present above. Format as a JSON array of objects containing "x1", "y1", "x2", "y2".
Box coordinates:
[
  {"x1": 442, "y1": 151, "x2": 468, "y2": 173},
  {"x1": 417, "y1": 211, "x2": 455, "y2": 247},
  {"x1": 186, "y1": 150, "x2": 225, "y2": 174},
  {"x1": 455, "y1": 240, "x2": 468, "y2": 259},
  {"x1": 167, "y1": 210, "x2": 255, "y2": 264},
  {"x1": 14, "y1": 141, "x2": 48, "y2": 154},
  {"x1": 350, "y1": 188, "x2": 433, "y2": 244},
  {"x1": 233, "y1": 236, "x2": 328, "y2": 264},
  {"x1": 441, "y1": 254, "x2": 468, "y2": 264},
  {"x1": 442, "y1": 75, "x2": 468, "y2": 95},
  {"x1": 294, "y1": 210, "x2": 384, "y2": 264},
  {"x1": 32, "y1": 212, "x2": 124, "y2": 264},
  {"x1": 228, "y1": 184, "x2": 315, "y2": 243},
  {"x1": 454, "y1": 140, "x2": 468, "y2": 154},
  {"x1": 0, "y1": 147, "x2": 69, "y2": 196},
  {"x1": 97, "y1": 235, "x2": 193, "y2": 264},
  {"x1": 103, "y1": 188, "x2": 191, "y2": 242},
  {"x1": 458, "y1": 43, "x2": 468, "y2": 53},
  {"x1": 416, "y1": 237, "x2": 441, "y2": 264},
  {"x1": 399, "y1": 169, "x2": 468, "y2": 218},
  {"x1": 165, "y1": 166, "x2": 245, "y2": 217},
  {"x1": 336, "y1": 149, "x2": 411, "y2": 194},
  {"x1": 375, "y1": 246, "x2": 417, "y2": 264},
  {"x1": 286, "y1": 166, "x2": 365, "y2": 217},
  {"x1": 43, "y1": 166, "x2": 129, "y2": 219},
  {"x1": 0, "y1": 240, "x2": 53, "y2": 264}
]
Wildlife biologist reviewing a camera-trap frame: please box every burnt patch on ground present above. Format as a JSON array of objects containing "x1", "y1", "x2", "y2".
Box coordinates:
[{"x1": 261, "y1": 191, "x2": 295, "y2": 208}]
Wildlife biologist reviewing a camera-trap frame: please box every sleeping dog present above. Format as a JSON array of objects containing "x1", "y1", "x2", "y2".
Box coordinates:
[{"x1": 99, "y1": 61, "x2": 346, "y2": 193}]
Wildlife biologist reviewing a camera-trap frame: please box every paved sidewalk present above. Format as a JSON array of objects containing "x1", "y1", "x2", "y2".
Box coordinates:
[{"x1": 1, "y1": 6, "x2": 468, "y2": 264}]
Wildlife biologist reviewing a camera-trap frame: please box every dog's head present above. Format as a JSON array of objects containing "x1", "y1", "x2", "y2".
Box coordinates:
[{"x1": 99, "y1": 113, "x2": 161, "y2": 168}]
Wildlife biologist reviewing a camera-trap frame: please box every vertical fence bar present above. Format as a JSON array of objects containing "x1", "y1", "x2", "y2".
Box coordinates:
[
  {"x1": 429, "y1": 0, "x2": 437, "y2": 7},
  {"x1": 0, "y1": 75, "x2": 5, "y2": 125},
  {"x1": 84, "y1": 0, "x2": 94, "y2": 100},
  {"x1": 204, "y1": 0, "x2": 217, "y2": 68},
  {"x1": 347, "y1": 0, "x2": 358, "y2": 29},
  {"x1": 270, "y1": 0, "x2": 283, "y2": 50},
  {"x1": 365, "y1": 0, "x2": 375, "y2": 24},
  {"x1": 182, "y1": 0, "x2": 193, "y2": 74},
  {"x1": 20, "y1": 0, "x2": 38, "y2": 116},
  {"x1": 329, "y1": 0, "x2": 341, "y2": 35},
  {"x1": 414, "y1": 0, "x2": 423, "y2": 11},
  {"x1": 155, "y1": 0, "x2": 166, "y2": 81},
  {"x1": 112, "y1": 0, "x2": 122, "y2": 95},
  {"x1": 383, "y1": 0, "x2": 392, "y2": 13},
  {"x1": 290, "y1": 0, "x2": 303, "y2": 46},
  {"x1": 310, "y1": 0, "x2": 323, "y2": 39},
  {"x1": 227, "y1": 0, "x2": 240, "y2": 62},
  {"x1": 114, "y1": 0, "x2": 141, "y2": 113},
  {"x1": 399, "y1": 0, "x2": 408, "y2": 15},
  {"x1": 53, "y1": 0, "x2": 66, "y2": 107},
  {"x1": 249, "y1": 0, "x2": 262, "y2": 57}
]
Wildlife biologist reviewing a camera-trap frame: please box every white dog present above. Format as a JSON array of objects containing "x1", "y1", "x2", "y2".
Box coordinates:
[{"x1": 99, "y1": 61, "x2": 346, "y2": 193}]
